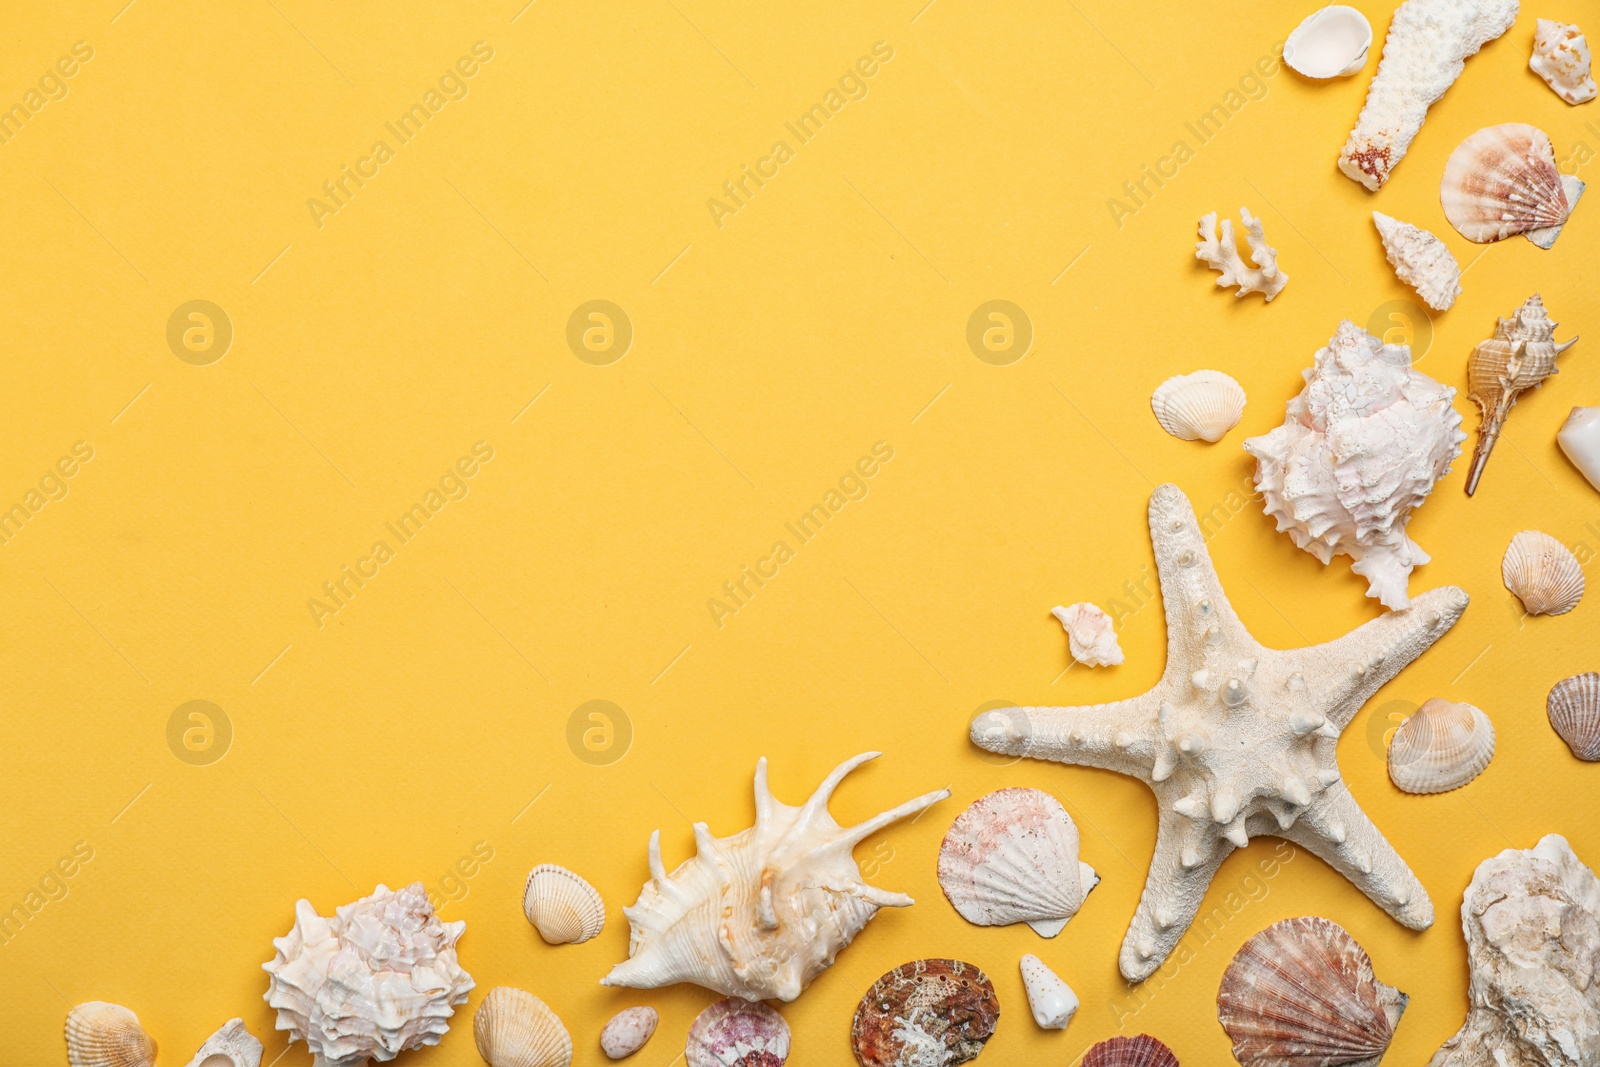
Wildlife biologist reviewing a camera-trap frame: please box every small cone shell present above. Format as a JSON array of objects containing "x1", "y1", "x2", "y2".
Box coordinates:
[
  {"x1": 522, "y1": 864, "x2": 606, "y2": 945},
  {"x1": 1502, "y1": 531, "x2": 1585, "y2": 616},
  {"x1": 1387, "y1": 698, "x2": 1495, "y2": 794},
  {"x1": 66, "y1": 1003, "x2": 158, "y2": 1067},
  {"x1": 1020, "y1": 954, "x2": 1078, "y2": 1030},
  {"x1": 473, "y1": 987, "x2": 572, "y2": 1067},
  {"x1": 1548, "y1": 673, "x2": 1600, "y2": 761}
]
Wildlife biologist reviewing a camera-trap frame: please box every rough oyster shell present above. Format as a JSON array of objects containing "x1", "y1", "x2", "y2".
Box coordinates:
[
  {"x1": 522, "y1": 865, "x2": 605, "y2": 945},
  {"x1": 1387, "y1": 698, "x2": 1495, "y2": 794},
  {"x1": 1285, "y1": 6, "x2": 1373, "y2": 78},
  {"x1": 185, "y1": 1019, "x2": 262, "y2": 1067},
  {"x1": 1052, "y1": 602, "x2": 1125, "y2": 667},
  {"x1": 1503, "y1": 531, "x2": 1584, "y2": 616},
  {"x1": 1465, "y1": 296, "x2": 1578, "y2": 495},
  {"x1": 66, "y1": 1003, "x2": 158, "y2": 1067},
  {"x1": 1558, "y1": 407, "x2": 1600, "y2": 494},
  {"x1": 1531, "y1": 19, "x2": 1597, "y2": 105},
  {"x1": 686, "y1": 999, "x2": 789, "y2": 1067},
  {"x1": 1441, "y1": 125, "x2": 1584, "y2": 248},
  {"x1": 1548, "y1": 673, "x2": 1600, "y2": 761},
  {"x1": 1150, "y1": 370, "x2": 1247, "y2": 443},
  {"x1": 473, "y1": 987, "x2": 571, "y2": 1067},
  {"x1": 850, "y1": 959, "x2": 999, "y2": 1067},
  {"x1": 1372, "y1": 212, "x2": 1461, "y2": 311},
  {"x1": 1082, "y1": 1035, "x2": 1180, "y2": 1067},
  {"x1": 1196, "y1": 208, "x2": 1288, "y2": 301},
  {"x1": 599, "y1": 1007, "x2": 658, "y2": 1061},
  {"x1": 1020, "y1": 953, "x2": 1077, "y2": 1030}
]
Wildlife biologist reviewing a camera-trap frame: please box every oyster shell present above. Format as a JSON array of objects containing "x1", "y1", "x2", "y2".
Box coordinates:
[
  {"x1": 1558, "y1": 407, "x2": 1600, "y2": 494},
  {"x1": 686, "y1": 999, "x2": 789, "y2": 1067},
  {"x1": 1387, "y1": 698, "x2": 1495, "y2": 794},
  {"x1": 1020, "y1": 953, "x2": 1077, "y2": 1030},
  {"x1": 185, "y1": 1019, "x2": 262, "y2": 1067},
  {"x1": 1372, "y1": 212, "x2": 1461, "y2": 311},
  {"x1": 1465, "y1": 296, "x2": 1579, "y2": 495},
  {"x1": 66, "y1": 1003, "x2": 158, "y2": 1067},
  {"x1": 1150, "y1": 370, "x2": 1247, "y2": 443},
  {"x1": 851, "y1": 959, "x2": 1000, "y2": 1067},
  {"x1": 1218, "y1": 915, "x2": 1408, "y2": 1067},
  {"x1": 1548, "y1": 673, "x2": 1600, "y2": 761},
  {"x1": 1196, "y1": 208, "x2": 1288, "y2": 301},
  {"x1": 473, "y1": 987, "x2": 571, "y2": 1067},
  {"x1": 599, "y1": 1007, "x2": 658, "y2": 1061},
  {"x1": 1082, "y1": 1035, "x2": 1180, "y2": 1067},
  {"x1": 522, "y1": 864, "x2": 605, "y2": 945},
  {"x1": 1503, "y1": 531, "x2": 1584, "y2": 616},
  {"x1": 1441, "y1": 125, "x2": 1585, "y2": 249},
  {"x1": 1052, "y1": 602, "x2": 1124, "y2": 667},
  {"x1": 1531, "y1": 19, "x2": 1596, "y2": 105},
  {"x1": 1285, "y1": 6, "x2": 1373, "y2": 78}
]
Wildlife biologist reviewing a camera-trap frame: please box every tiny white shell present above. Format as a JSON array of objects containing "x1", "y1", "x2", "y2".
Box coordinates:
[
  {"x1": 473, "y1": 987, "x2": 573, "y2": 1067},
  {"x1": 1285, "y1": 5, "x2": 1373, "y2": 78},
  {"x1": 1558, "y1": 407, "x2": 1600, "y2": 495},
  {"x1": 66, "y1": 1003, "x2": 158, "y2": 1067},
  {"x1": 1503, "y1": 531, "x2": 1585, "y2": 616},
  {"x1": 1020, "y1": 954, "x2": 1078, "y2": 1030},
  {"x1": 1387, "y1": 698, "x2": 1495, "y2": 794},
  {"x1": 523, "y1": 864, "x2": 606, "y2": 945},
  {"x1": 1548, "y1": 673, "x2": 1600, "y2": 761},
  {"x1": 600, "y1": 1007, "x2": 659, "y2": 1060},
  {"x1": 185, "y1": 1019, "x2": 262, "y2": 1067},
  {"x1": 1051, "y1": 602, "x2": 1124, "y2": 667},
  {"x1": 1151, "y1": 370, "x2": 1247, "y2": 443}
]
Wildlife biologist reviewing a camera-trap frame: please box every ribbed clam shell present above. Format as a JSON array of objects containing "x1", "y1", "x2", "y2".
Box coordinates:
[
  {"x1": 522, "y1": 864, "x2": 606, "y2": 945},
  {"x1": 1503, "y1": 531, "x2": 1585, "y2": 616},
  {"x1": 473, "y1": 987, "x2": 572, "y2": 1067},
  {"x1": 686, "y1": 998, "x2": 789, "y2": 1067},
  {"x1": 1081, "y1": 1035, "x2": 1179, "y2": 1067},
  {"x1": 1548, "y1": 673, "x2": 1600, "y2": 761},
  {"x1": 66, "y1": 1003, "x2": 158, "y2": 1067},
  {"x1": 851, "y1": 959, "x2": 999, "y2": 1067},
  {"x1": 1441, "y1": 124, "x2": 1573, "y2": 244},
  {"x1": 599, "y1": 1006, "x2": 658, "y2": 1060},
  {"x1": 1218, "y1": 916, "x2": 1408, "y2": 1067},
  {"x1": 1387, "y1": 698, "x2": 1495, "y2": 794},
  {"x1": 1151, "y1": 370, "x2": 1247, "y2": 443},
  {"x1": 937, "y1": 787, "x2": 1098, "y2": 937}
]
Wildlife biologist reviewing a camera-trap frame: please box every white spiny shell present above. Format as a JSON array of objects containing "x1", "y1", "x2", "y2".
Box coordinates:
[
  {"x1": 1387, "y1": 698, "x2": 1495, "y2": 794},
  {"x1": 685, "y1": 999, "x2": 789, "y2": 1067},
  {"x1": 1373, "y1": 212, "x2": 1461, "y2": 311},
  {"x1": 1150, "y1": 370, "x2": 1247, "y2": 443},
  {"x1": 1196, "y1": 208, "x2": 1288, "y2": 300},
  {"x1": 185, "y1": 1019, "x2": 262, "y2": 1067},
  {"x1": 262, "y1": 882, "x2": 474, "y2": 1067},
  {"x1": 1243, "y1": 320, "x2": 1465, "y2": 610},
  {"x1": 66, "y1": 1003, "x2": 158, "y2": 1067},
  {"x1": 1558, "y1": 407, "x2": 1600, "y2": 494},
  {"x1": 473, "y1": 987, "x2": 571, "y2": 1067},
  {"x1": 937, "y1": 787, "x2": 1098, "y2": 937},
  {"x1": 1441, "y1": 125, "x2": 1585, "y2": 249},
  {"x1": 601, "y1": 753, "x2": 949, "y2": 1002},
  {"x1": 599, "y1": 1007, "x2": 658, "y2": 1060},
  {"x1": 1531, "y1": 19, "x2": 1596, "y2": 105},
  {"x1": 1285, "y1": 6, "x2": 1373, "y2": 77},
  {"x1": 1503, "y1": 531, "x2": 1585, "y2": 616},
  {"x1": 1548, "y1": 673, "x2": 1600, "y2": 761},
  {"x1": 522, "y1": 865, "x2": 606, "y2": 945},
  {"x1": 1020, "y1": 954, "x2": 1078, "y2": 1030},
  {"x1": 1051, "y1": 602, "x2": 1124, "y2": 667},
  {"x1": 1339, "y1": 0, "x2": 1518, "y2": 189}
]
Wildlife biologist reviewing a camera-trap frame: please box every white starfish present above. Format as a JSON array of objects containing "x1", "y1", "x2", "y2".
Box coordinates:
[{"x1": 970, "y1": 484, "x2": 1468, "y2": 982}]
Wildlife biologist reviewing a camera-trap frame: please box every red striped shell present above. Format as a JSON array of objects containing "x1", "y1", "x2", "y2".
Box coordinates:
[
  {"x1": 1441, "y1": 124, "x2": 1573, "y2": 244},
  {"x1": 1082, "y1": 1034, "x2": 1180, "y2": 1067}
]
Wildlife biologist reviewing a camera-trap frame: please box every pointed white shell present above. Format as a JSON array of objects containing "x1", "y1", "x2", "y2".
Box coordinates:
[
  {"x1": 1372, "y1": 212, "x2": 1461, "y2": 311},
  {"x1": 1548, "y1": 673, "x2": 1600, "y2": 761},
  {"x1": 473, "y1": 987, "x2": 572, "y2": 1067},
  {"x1": 1020, "y1": 954, "x2": 1078, "y2": 1030},
  {"x1": 1285, "y1": 6, "x2": 1372, "y2": 78},
  {"x1": 1387, "y1": 698, "x2": 1495, "y2": 794},
  {"x1": 1150, "y1": 370, "x2": 1247, "y2": 443},
  {"x1": 599, "y1": 1007, "x2": 659, "y2": 1060},
  {"x1": 66, "y1": 1003, "x2": 158, "y2": 1067},
  {"x1": 185, "y1": 1020, "x2": 262, "y2": 1067},
  {"x1": 523, "y1": 865, "x2": 606, "y2": 945},
  {"x1": 1196, "y1": 208, "x2": 1288, "y2": 301},
  {"x1": 1531, "y1": 19, "x2": 1596, "y2": 105},
  {"x1": 1558, "y1": 407, "x2": 1600, "y2": 494},
  {"x1": 1051, "y1": 603, "x2": 1124, "y2": 667},
  {"x1": 686, "y1": 999, "x2": 789, "y2": 1067},
  {"x1": 1503, "y1": 531, "x2": 1585, "y2": 616}
]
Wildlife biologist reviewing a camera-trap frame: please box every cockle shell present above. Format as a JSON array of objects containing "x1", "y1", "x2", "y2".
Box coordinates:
[
  {"x1": 851, "y1": 959, "x2": 1000, "y2": 1067},
  {"x1": 1151, "y1": 370, "x2": 1247, "y2": 443},
  {"x1": 1531, "y1": 19, "x2": 1596, "y2": 105},
  {"x1": 1020, "y1": 954, "x2": 1078, "y2": 1030},
  {"x1": 1052, "y1": 602, "x2": 1125, "y2": 667},
  {"x1": 1441, "y1": 125, "x2": 1585, "y2": 249},
  {"x1": 473, "y1": 987, "x2": 571, "y2": 1067},
  {"x1": 1558, "y1": 407, "x2": 1600, "y2": 493},
  {"x1": 1465, "y1": 296, "x2": 1579, "y2": 495},
  {"x1": 937, "y1": 787, "x2": 1098, "y2": 937},
  {"x1": 1219, "y1": 916, "x2": 1408, "y2": 1067},
  {"x1": 1503, "y1": 531, "x2": 1584, "y2": 616},
  {"x1": 1338, "y1": 0, "x2": 1518, "y2": 189},
  {"x1": 599, "y1": 1007, "x2": 658, "y2": 1060},
  {"x1": 523, "y1": 865, "x2": 605, "y2": 945},
  {"x1": 185, "y1": 1020, "x2": 263, "y2": 1067},
  {"x1": 66, "y1": 1003, "x2": 157, "y2": 1067},
  {"x1": 602, "y1": 753, "x2": 949, "y2": 1003},
  {"x1": 1548, "y1": 673, "x2": 1600, "y2": 760},
  {"x1": 1197, "y1": 208, "x2": 1288, "y2": 301},
  {"x1": 1244, "y1": 320, "x2": 1465, "y2": 610},
  {"x1": 1285, "y1": 6, "x2": 1373, "y2": 78},
  {"x1": 1387, "y1": 698, "x2": 1495, "y2": 794},
  {"x1": 1082, "y1": 1035, "x2": 1179, "y2": 1067},
  {"x1": 686, "y1": 999, "x2": 789, "y2": 1067},
  {"x1": 1372, "y1": 212, "x2": 1461, "y2": 311}
]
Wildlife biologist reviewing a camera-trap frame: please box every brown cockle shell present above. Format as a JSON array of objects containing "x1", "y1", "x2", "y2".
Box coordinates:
[
  {"x1": 1464, "y1": 295, "x2": 1577, "y2": 495},
  {"x1": 1082, "y1": 1034, "x2": 1180, "y2": 1067},
  {"x1": 1548, "y1": 673, "x2": 1600, "y2": 761},
  {"x1": 851, "y1": 959, "x2": 999, "y2": 1067}
]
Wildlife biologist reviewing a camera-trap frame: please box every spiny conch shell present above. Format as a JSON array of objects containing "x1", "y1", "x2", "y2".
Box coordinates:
[
  {"x1": 1196, "y1": 208, "x2": 1288, "y2": 301},
  {"x1": 1558, "y1": 407, "x2": 1600, "y2": 493},
  {"x1": 686, "y1": 999, "x2": 789, "y2": 1067},
  {"x1": 473, "y1": 987, "x2": 571, "y2": 1067},
  {"x1": 599, "y1": 1007, "x2": 658, "y2": 1060},
  {"x1": 1387, "y1": 698, "x2": 1495, "y2": 794},
  {"x1": 262, "y1": 882, "x2": 474, "y2": 1067},
  {"x1": 1338, "y1": 0, "x2": 1518, "y2": 189},
  {"x1": 1052, "y1": 602, "x2": 1124, "y2": 667},
  {"x1": 601, "y1": 752, "x2": 950, "y2": 1002},
  {"x1": 1284, "y1": 6, "x2": 1373, "y2": 78},
  {"x1": 1502, "y1": 530, "x2": 1585, "y2": 616},
  {"x1": 850, "y1": 959, "x2": 1000, "y2": 1067},
  {"x1": 1549, "y1": 673, "x2": 1600, "y2": 761},
  {"x1": 1243, "y1": 320, "x2": 1464, "y2": 610},
  {"x1": 1020, "y1": 953, "x2": 1078, "y2": 1030},
  {"x1": 186, "y1": 1019, "x2": 263, "y2": 1067},
  {"x1": 1372, "y1": 212, "x2": 1461, "y2": 311},
  {"x1": 1465, "y1": 296, "x2": 1579, "y2": 495},
  {"x1": 1218, "y1": 916, "x2": 1408, "y2": 1067},
  {"x1": 1531, "y1": 19, "x2": 1597, "y2": 105},
  {"x1": 1150, "y1": 370, "x2": 1247, "y2": 443},
  {"x1": 937, "y1": 787, "x2": 1099, "y2": 937},
  {"x1": 1441, "y1": 125, "x2": 1586, "y2": 249},
  {"x1": 66, "y1": 1003, "x2": 157, "y2": 1067},
  {"x1": 522, "y1": 865, "x2": 605, "y2": 945},
  {"x1": 1082, "y1": 1035, "x2": 1180, "y2": 1067}
]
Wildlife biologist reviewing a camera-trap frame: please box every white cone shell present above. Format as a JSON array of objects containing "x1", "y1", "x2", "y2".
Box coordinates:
[
  {"x1": 1020, "y1": 954, "x2": 1079, "y2": 1029},
  {"x1": 1373, "y1": 212, "x2": 1461, "y2": 311},
  {"x1": 1151, "y1": 370, "x2": 1247, "y2": 443}
]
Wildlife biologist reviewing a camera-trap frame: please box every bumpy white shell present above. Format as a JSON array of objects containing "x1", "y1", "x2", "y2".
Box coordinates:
[
  {"x1": 686, "y1": 999, "x2": 790, "y2": 1067},
  {"x1": 262, "y1": 882, "x2": 474, "y2": 1067},
  {"x1": 1243, "y1": 320, "x2": 1465, "y2": 610},
  {"x1": 523, "y1": 865, "x2": 606, "y2": 945},
  {"x1": 1388, "y1": 698, "x2": 1495, "y2": 794},
  {"x1": 1559, "y1": 407, "x2": 1600, "y2": 494},
  {"x1": 1373, "y1": 212, "x2": 1461, "y2": 311},
  {"x1": 1503, "y1": 531, "x2": 1585, "y2": 616},
  {"x1": 1285, "y1": 6, "x2": 1373, "y2": 78},
  {"x1": 599, "y1": 1007, "x2": 658, "y2": 1060},
  {"x1": 1197, "y1": 208, "x2": 1288, "y2": 301},
  {"x1": 1531, "y1": 19, "x2": 1597, "y2": 105},
  {"x1": 937, "y1": 787, "x2": 1099, "y2": 937},
  {"x1": 185, "y1": 1019, "x2": 262, "y2": 1067},
  {"x1": 1150, "y1": 370, "x2": 1247, "y2": 443},
  {"x1": 473, "y1": 987, "x2": 571, "y2": 1067},
  {"x1": 601, "y1": 752, "x2": 949, "y2": 1002},
  {"x1": 1548, "y1": 674, "x2": 1600, "y2": 761},
  {"x1": 66, "y1": 1003, "x2": 157, "y2": 1067},
  {"x1": 1020, "y1": 953, "x2": 1078, "y2": 1030},
  {"x1": 1441, "y1": 125, "x2": 1585, "y2": 249},
  {"x1": 1339, "y1": 0, "x2": 1518, "y2": 189},
  {"x1": 1051, "y1": 603, "x2": 1124, "y2": 667}
]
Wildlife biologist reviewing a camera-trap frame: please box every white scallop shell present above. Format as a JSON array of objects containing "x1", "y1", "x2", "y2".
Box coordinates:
[
  {"x1": 1531, "y1": 19, "x2": 1597, "y2": 105},
  {"x1": 184, "y1": 1020, "x2": 262, "y2": 1067},
  {"x1": 523, "y1": 864, "x2": 606, "y2": 945},
  {"x1": 1441, "y1": 124, "x2": 1585, "y2": 249},
  {"x1": 1387, "y1": 698, "x2": 1495, "y2": 794},
  {"x1": 1503, "y1": 531, "x2": 1585, "y2": 616},
  {"x1": 937, "y1": 787, "x2": 1098, "y2": 937},
  {"x1": 1020, "y1": 953, "x2": 1078, "y2": 1030},
  {"x1": 599, "y1": 1007, "x2": 659, "y2": 1060},
  {"x1": 685, "y1": 999, "x2": 789, "y2": 1067},
  {"x1": 66, "y1": 1003, "x2": 158, "y2": 1067},
  {"x1": 1372, "y1": 212, "x2": 1461, "y2": 311},
  {"x1": 1285, "y1": 6, "x2": 1373, "y2": 78},
  {"x1": 1548, "y1": 673, "x2": 1600, "y2": 761},
  {"x1": 1051, "y1": 602, "x2": 1124, "y2": 667},
  {"x1": 473, "y1": 987, "x2": 572, "y2": 1067},
  {"x1": 1151, "y1": 370, "x2": 1247, "y2": 443}
]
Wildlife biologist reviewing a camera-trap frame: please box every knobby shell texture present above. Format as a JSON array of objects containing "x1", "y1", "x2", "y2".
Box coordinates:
[
  {"x1": 1372, "y1": 212, "x2": 1461, "y2": 311},
  {"x1": 1052, "y1": 602, "x2": 1125, "y2": 667},
  {"x1": 184, "y1": 1019, "x2": 263, "y2": 1067},
  {"x1": 1196, "y1": 208, "x2": 1288, "y2": 300},
  {"x1": 1465, "y1": 296, "x2": 1579, "y2": 495},
  {"x1": 685, "y1": 999, "x2": 789, "y2": 1067},
  {"x1": 1548, "y1": 674, "x2": 1600, "y2": 761},
  {"x1": 1387, "y1": 698, "x2": 1495, "y2": 794},
  {"x1": 851, "y1": 959, "x2": 1000, "y2": 1067}
]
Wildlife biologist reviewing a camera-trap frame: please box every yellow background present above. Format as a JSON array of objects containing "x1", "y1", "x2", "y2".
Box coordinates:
[{"x1": 2, "y1": 0, "x2": 1598, "y2": 1064}]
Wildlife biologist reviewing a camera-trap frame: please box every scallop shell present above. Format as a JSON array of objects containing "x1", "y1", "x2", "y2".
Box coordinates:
[
  {"x1": 1503, "y1": 531, "x2": 1584, "y2": 616},
  {"x1": 686, "y1": 999, "x2": 789, "y2": 1067},
  {"x1": 1387, "y1": 698, "x2": 1495, "y2": 794},
  {"x1": 1218, "y1": 916, "x2": 1408, "y2": 1067},
  {"x1": 1020, "y1": 953, "x2": 1077, "y2": 1030},
  {"x1": 1151, "y1": 370, "x2": 1247, "y2": 443},
  {"x1": 1052, "y1": 602, "x2": 1124, "y2": 667},
  {"x1": 473, "y1": 987, "x2": 573, "y2": 1067},
  {"x1": 600, "y1": 1007, "x2": 659, "y2": 1060},
  {"x1": 523, "y1": 864, "x2": 605, "y2": 945},
  {"x1": 185, "y1": 1019, "x2": 262, "y2": 1067},
  {"x1": 937, "y1": 787, "x2": 1099, "y2": 937},
  {"x1": 1441, "y1": 124, "x2": 1584, "y2": 248},
  {"x1": 851, "y1": 959, "x2": 1000, "y2": 1067},
  {"x1": 1285, "y1": 6, "x2": 1373, "y2": 78},
  {"x1": 1082, "y1": 1035, "x2": 1180, "y2": 1067},
  {"x1": 66, "y1": 1003, "x2": 158, "y2": 1067},
  {"x1": 1548, "y1": 673, "x2": 1600, "y2": 761}
]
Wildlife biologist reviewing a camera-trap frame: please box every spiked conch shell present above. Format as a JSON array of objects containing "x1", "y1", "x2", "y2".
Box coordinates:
[
  {"x1": 1441, "y1": 125, "x2": 1585, "y2": 249},
  {"x1": 601, "y1": 752, "x2": 950, "y2": 1003},
  {"x1": 1465, "y1": 296, "x2": 1578, "y2": 496},
  {"x1": 66, "y1": 1002, "x2": 158, "y2": 1067},
  {"x1": 1373, "y1": 212, "x2": 1461, "y2": 311},
  {"x1": 1531, "y1": 19, "x2": 1596, "y2": 105},
  {"x1": 1196, "y1": 208, "x2": 1287, "y2": 301}
]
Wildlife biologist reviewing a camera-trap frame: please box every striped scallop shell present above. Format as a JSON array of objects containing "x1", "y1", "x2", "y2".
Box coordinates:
[
  {"x1": 686, "y1": 998, "x2": 789, "y2": 1067},
  {"x1": 1548, "y1": 673, "x2": 1600, "y2": 761},
  {"x1": 523, "y1": 864, "x2": 606, "y2": 945},
  {"x1": 473, "y1": 987, "x2": 572, "y2": 1067},
  {"x1": 1151, "y1": 370, "x2": 1247, "y2": 443},
  {"x1": 1387, "y1": 698, "x2": 1495, "y2": 794},
  {"x1": 66, "y1": 1003, "x2": 157, "y2": 1067},
  {"x1": 1082, "y1": 1035, "x2": 1180, "y2": 1067},
  {"x1": 1441, "y1": 124, "x2": 1577, "y2": 245},
  {"x1": 1503, "y1": 531, "x2": 1585, "y2": 616},
  {"x1": 1218, "y1": 916, "x2": 1407, "y2": 1067}
]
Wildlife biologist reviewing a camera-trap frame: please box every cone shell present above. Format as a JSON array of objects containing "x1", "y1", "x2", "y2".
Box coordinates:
[
  {"x1": 1082, "y1": 1035, "x2": 1179, "y2": 1067},
  {"x1": 1387, "y1": 698, "x2": 1495, "y2": 794},
  {"x1": 1372, "y1": 212, "x2": 1460, "y2": 311},
  {"x1": 685, "y1": 999, "x2": 789, "y2": 1067},
  {"x1": 1441, "y1": 124, "x2": 1580, "y2": 246},
  {"x1": 599, "y1": 1007, "x2": 658, "y2": 1060},
  {"x1": 1151, "y1": 370, "x2": 1248, "y2": 443},
  {"x1": 851, "y1": 959, "x2": 999, "y2": 1067},
  {"x1": 523, "y1": 864, "x2": 605, "y2": 945},
  {"x1": 473, "y1": 987, "x2": 572, "y2": 1067},
  {"x1": 1548, "y1": 673, "x2": 1600, "y2": 761},
  {"x1": 1503, "y1": 531, "x2": 1584, "y2": 616},
  {"x1": 1020, "y1": 953, "x2": 1078, "y2": 1030},
  {"x1": 66, "y1": 1003, "x2": 158, "y2": 1067},
  {"x1": 1218, "y1": 916, "x2": 1408, "y2": 1067}
]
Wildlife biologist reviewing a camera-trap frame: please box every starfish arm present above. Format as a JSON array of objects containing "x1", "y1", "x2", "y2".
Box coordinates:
[
  {"x1": 1280, "y1": 781, "x2": 1433, "y2": 930},
  {"x1": 1118, "y1": 806, "x2": 1232, "y2": 982},
  {"x1": 1147, "y1": 485, "x2": 1260, "y2": 680},
  {"x1": 970, "y1": 697, "x2": 1158, "y2": 778}
]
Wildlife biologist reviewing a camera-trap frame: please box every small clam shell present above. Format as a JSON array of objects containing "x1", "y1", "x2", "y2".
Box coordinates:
[
  {"x1": 522, "y1": 864, "x2": 606, "y2": 945},
  {"x1": 66, "y1": 1003, "x2": 158, "y2": 1067},
  {"x1": 1503, "y1": 530, "x2": 1585, "y2": 616},
  {"x1": 851, "y1": 959, "x2": 1000, "y2": 1067},
  {"x1": 686, "y1": 998, "x2": 789, "y2": 1067},
  {"x1": 1151, "y1": 370, "x2": 1247, "y2": 443},
  {"x1": 1387, "y1": 698, "x2": 1495, "y2": 794},
  {"x1": 1284, "y1": 5, "x2": 1373, "y2": 78},
  {"x1": 599, "y1": 1007, "x2": 658, "y2": 1060},
  {"x1": 1548, "y1": 673, "x2": 1600, "y2": 760},
  {"x1": 473, "y1": 987, "x2": 573, "y2": 1067},
  {"x1": 1020, "y1": 953, "x2": 1078, "y2": 1030},
  {"x1": 1081, "y1": 1035, "x2": 1179, "y2": 1067},
  {"x1": 185, "y1": 1019, "x2": 262, "y2": 1067}
]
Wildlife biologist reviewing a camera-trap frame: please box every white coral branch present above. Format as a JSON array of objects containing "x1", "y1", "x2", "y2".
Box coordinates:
[{"x1": 1196, "y1": 207, "x2": 1288, "y2": 302}]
